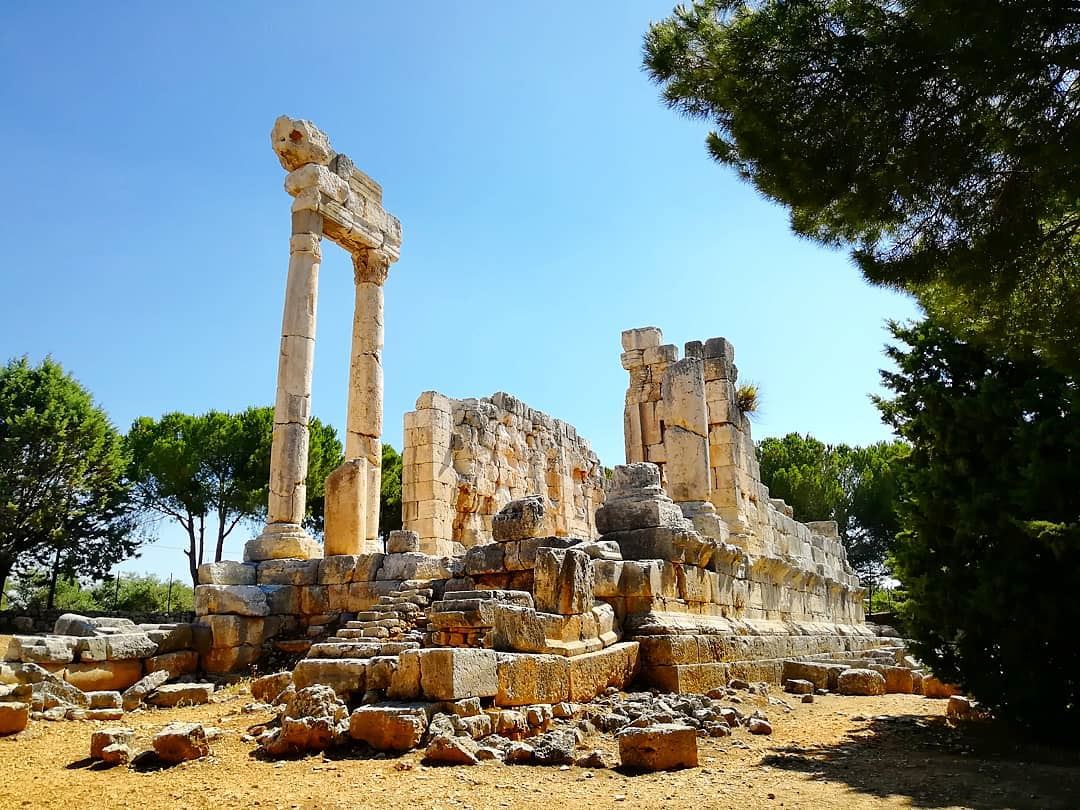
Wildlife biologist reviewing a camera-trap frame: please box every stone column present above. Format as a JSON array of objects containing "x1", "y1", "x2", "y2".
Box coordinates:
[
  {"x1": 323, "y1": 248, "x2": 392, "y2": 555},
  {"x1": 245, "y1": 211, "x2": 325, "y2": 562}
]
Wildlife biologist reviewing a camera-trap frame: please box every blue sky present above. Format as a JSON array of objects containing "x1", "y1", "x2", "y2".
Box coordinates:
[{"x1": 1, "y1": 2, "x2": 919, "y2": 582}]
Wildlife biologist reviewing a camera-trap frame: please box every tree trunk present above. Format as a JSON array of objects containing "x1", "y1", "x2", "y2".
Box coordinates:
[
  {"x1": 0, "y1": 558, "x2": 11, "y2": 609},
  {"x1": 185, "y1": 512, "x2": 199, "y2": 589},
  {"x1": 46, "y1": 545, "x2": 62, "y2": 610}
]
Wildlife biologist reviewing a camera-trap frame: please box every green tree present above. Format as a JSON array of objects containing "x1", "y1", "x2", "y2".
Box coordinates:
[
  {"x1": 91, "y1": 572, "x2": 194, "y2": 613},
  {"x1": 127, "y1": 407, "x2": 342, "y2": 586},
  {"x1": 877, "y1": 318, "x2": 1080, "y2": 733},
  {"x1": 379, "y1": 443, "x2": 403, "y2": 535},
  {"x1": 757, "y1": 433, "x2": 905, "y2": 593},
  {"x1": 644, "y1": 1, "x2": 1080, "y2": 371},
  {"x1": 0, "y1": 357, "x2": 137, "y2": 603}
]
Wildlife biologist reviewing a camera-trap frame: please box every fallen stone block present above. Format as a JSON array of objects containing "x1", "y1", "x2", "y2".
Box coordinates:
[
  {"x1": 261, "y1": 685, "x2": 348, "y2": 758},
  {"x1": 146, "y1": 682, "x2": 214, "y2": 708},
  {"x1": 618, "y1": 723, "x2": 698, "y2": 770},
  {"x1": 122, "y1": 669, "x2": 171, "y2": 712},
  {"x1": 348, "y1": 705, "x2": 428, "y2": 752},
  {"x1": 100, "y1": 743, "x2": 132, "y2": 766},
  {"x1": 387, "y1": 530, "x2": 420, "y2": 553},
  {"x1": 422, "y1": 733, "x2": 479, "y2": 765},
  {"x1": 104, "y1": 633, "x2": 158, "y2": 661},
  {"x1": 251, "y1": 671, "x2": 293, "y2": 704},
  {"x1": 90, "y1": 727, "x2": 135, "y2": 760},
  {"x1": 923, "y1": 676, "x2": 961, "y2": 699},
  {"x1": 153, "y1": 721, "x2": 211, "y2": 764},
  {"x1": 0, "y1": 702, "x2": 29, "y2": 735},
  {"x1": 530, "y1": 729, "x2": 576, "y2": 765},
  {"x1": 883, "y1": 666, "x2": 915, "y2": 694},
  {"x1": 784, "y1": 678, "x2": 814, "y2": 695},
  {"x1": 837, "y1": 668, "x2": 886, "y2": 696},
  {"x1": 86, "y1": 690, "x2": 122, "y2": 710}
]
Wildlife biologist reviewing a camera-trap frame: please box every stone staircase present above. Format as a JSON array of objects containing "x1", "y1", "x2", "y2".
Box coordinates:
[{"x1": 291, "y1": 582, "x2": 436, "y2": 696}]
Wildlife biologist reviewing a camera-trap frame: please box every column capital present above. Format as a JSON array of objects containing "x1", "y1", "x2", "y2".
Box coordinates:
[{"x1": 352, "y1": 248, "x2": 393, "y2": 285}]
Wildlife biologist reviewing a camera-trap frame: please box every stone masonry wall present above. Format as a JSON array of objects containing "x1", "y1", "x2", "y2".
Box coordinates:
[
  {"x1": 402, "y1": 391, "x2": 607, "y2": 555},
  {"x1": 621, "y1": 327, "x2": 854, "y2": 583}
]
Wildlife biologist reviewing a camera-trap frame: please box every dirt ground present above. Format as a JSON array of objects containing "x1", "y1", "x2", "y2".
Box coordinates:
[{"x1": 2, "y1": 686, "x2": 1078, "y2": 810}]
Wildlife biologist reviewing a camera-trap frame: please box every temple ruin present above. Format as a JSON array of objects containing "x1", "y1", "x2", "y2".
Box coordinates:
[{"x1": 1, "y1": 117, "x2": 915, "y2": 760}]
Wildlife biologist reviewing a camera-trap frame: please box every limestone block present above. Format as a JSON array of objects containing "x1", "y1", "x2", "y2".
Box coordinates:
[
  {"x1": 317, "y1": 555, "x2": 358, "y2": 584},
  {"x1": 198, "y1": 561, "x2": 257, "y2": 586},
  {"x1": 142, "y1": 624, "x2": 193, "y2": 654},
  {"x1": 347, "y1": 581, "x2": 378, "y2": 612},
  {"x1": 63, "y1": 660, "x2": 143, "y2": 692},
  {"x1": 605, "y1": 526, "x2": 705, "y2": 564},
  {"x1": 643, "y1": 344, "x2": 679, "y2": 365},
  {"x1": 379, "y1": 553, "x2": 457, "y2": 581},
  {"x1": 490, "y1": 605, "x2": 547, "y2": 653},
  {"x1": 567, "y1": 642, "x2": 639, "y2": 702},
  {"x1": 300, "y1": 585, "x2": 330, "y2": 615},
  {"x1": 618, "y1": 724, "x2": 698, "y2": 770},
  {"x1": 464, "y1": 543, "x2": 506, "y2": 576},
  {"x1": 492, "y1": 495, "x2": 556, "y2": 541},
  {"x1": 203, "y1": 615, "x2": 265, "y2": 649},
  {"x1": 105, "y1": 634, "x2": 158, "y2": 660},
  {"x1": 349, "y1": 705, "x2": 428, "y2": 752},
  {"x1": 621, "y1": 327, "x2": 663, "y2": 352},
  {"x1": 837, "y1": 668, "x2": 886, "y2": 696},
  {"x1": 85, "y1": 690, "x2": 122, "y2": 709},
  {"x1": 324, "y1": 459, "x2": 368, "y2": 556},
  {"x1": 15, "y1": 636, "x2": 76, "y2": 664},
  {"x1": 91, "y1": 727, "x2": 135, "y2": 759},
  {"x1": 591, "y1": 559, "x2": 624, "y2": 598},
  {"x1": 419, "y1": 649, "x2": 498, "y2": 700},
  {"x1": 75, "y1": 636, "x2": 109, "y2": 663},
  {"x1": 121, "y1": 670, "x2": 170, "y2": 711},
  {"x1": 595, "y1": 496, "x2": 687, "y2": 534},
  {"x1": 144, "y1": 650, "x2": 199, "y2": 679},
  {"x1": 153, "y1": 721, "x2": 211, "y2": 764},
  {"x1": 883, "y1": 666, "x2": 915, "y2": 694},
  {"x1": 258, "y1": 558, "x2": 320, "y2": 585},
  {"x1": 495, "y1": 653, "x2": 570, "y2": 706},
  {"x1": 146, "y1": 682, "x2": 214, "y2": 707},
  {"x1": 52, "y1": 614, "x2": 97, "y2": 637},
  {"x1": 353, "y1": 553, "x2": 385, "y2": 582},
  {"x1": 387, "y1": 649, "x2": 421, "y2": 700},
  {"x1": 194, "y1": 585, "x2": 269, "y2": 617},
  {"x1": 260, "y1": 584, "x2": 300, "y2": 615},
  {"x1": 0, "y1": 702, "x2": 29, "y2": 735},
  {"x1": 201, "y1": 645, "x2": 259, "y2": 674},
  {"x1": 923, "y1": 676, "x2": 961, "y2": 699},
  {"x1": 387, "y1": 530, "x2": 420, "y2": 553},
  {"x1": 534, "y1": 548, "x2": 593, "y2": 615},
  {"x1": 292, "y1": 658, "x2": 367, "y2": 697},
  {"x1": 271, "y1": 115, "x2": 334, "y2": 171}
]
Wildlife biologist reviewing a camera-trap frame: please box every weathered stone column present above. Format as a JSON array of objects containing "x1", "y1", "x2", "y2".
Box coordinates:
[
  {"x1": 245, "y1": 211, "x2": 324, "y2": 562},
  {"x1": 323, "y1": 248, "x2": 391, "y2": 555}
]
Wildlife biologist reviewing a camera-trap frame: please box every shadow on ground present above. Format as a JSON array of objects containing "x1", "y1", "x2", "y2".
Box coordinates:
[{"x1": 761, "y1": 713, "x2": 1080, "y2": 809}]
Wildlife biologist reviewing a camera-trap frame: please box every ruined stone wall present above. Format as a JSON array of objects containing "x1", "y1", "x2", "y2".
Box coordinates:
[
  {"x1": 402, "y1": 392, "x2": 607, "y2": 555},
  {"x1": 621, "y1": 327, "x2": 855, "y2": 584}
]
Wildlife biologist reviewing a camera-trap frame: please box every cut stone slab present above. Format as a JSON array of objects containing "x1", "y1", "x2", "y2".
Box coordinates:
[
  {"x1": 419, "y1": 649, "x2": 498, "y2": 701},
  {"x1": 122, "y1": 669, "x2": 171, "y2": 712},
  {"x1": 251, "y1": 671, "x2": 293, "y2": 704},
  {"x1": 292, "y1": 658, "x2": 367, "y2": 697},
  {"x1": 64, "y1": 660, "x2": 144, "y2": 692},
  {"x1": 387, "y1": 530, "x2": 420, "y2": 553},
  {"x1": 146, "y1": 682, "x2": 214, "y2": 708},
  {"x1": 348, "y1": 705, "x2": 427, "y2": 752},
  {"x1": 198, "y1": 560, "x2": 257, "y2": 586},
  {"x1": 194, "y1": 585, "x2": 269, "y2": 617},
  {"x1": 534, "y1": 547, "x2": 593, "y2": 615},
  {"x1": 53, "y1": 614, "x2": 98, "y2": 637},
  {"x1": 618, "y1": 723, "x2": 698, "y2": 770},
  {"x1": 153, "y1": 721, "x2": 211, "y2": 764},
  {"x1": 422, "y1": 733, "x2": 479, "y2": 765}
]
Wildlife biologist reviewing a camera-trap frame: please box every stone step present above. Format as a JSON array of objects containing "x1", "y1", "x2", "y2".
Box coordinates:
[{"x1": 307, "y1": 641, "x2": 384, "y2": 659}]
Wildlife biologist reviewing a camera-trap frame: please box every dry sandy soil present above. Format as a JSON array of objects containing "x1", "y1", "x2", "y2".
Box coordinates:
[{"x1": 1, "y1": 687, "x2": 1077, "y2": 810}]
